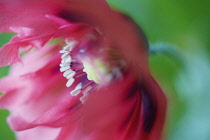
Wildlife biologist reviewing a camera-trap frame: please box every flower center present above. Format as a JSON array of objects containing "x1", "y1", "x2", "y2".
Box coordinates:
[
  {"x1": 82, "y1": 57, "x2": 111, "y2": 84},
  {"x1": 59, "y1": 37, "x2": 126, "y2": 103}
]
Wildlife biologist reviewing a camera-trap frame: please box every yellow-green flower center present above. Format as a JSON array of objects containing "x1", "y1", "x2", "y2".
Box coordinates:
[{"x1": 82, "y1": 57, "x2": 111, "y2": 84}]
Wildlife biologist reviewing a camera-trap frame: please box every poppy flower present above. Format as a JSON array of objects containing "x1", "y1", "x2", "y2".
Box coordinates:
[{"x1": 0, "y1": 0, "x2": 167, "y2": 140}]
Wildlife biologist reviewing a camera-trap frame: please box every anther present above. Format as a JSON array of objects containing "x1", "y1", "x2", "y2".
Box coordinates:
[
  {"x1": 66, "y1": 78, "x2": 75, "y2": 87},
  {"x1": 61, "y1": 55, "x2": 71, "y2": 63},
  {"x1": 60, "y1": 66, "x2": 70, "y2": 72},
  {"x1": 70, "y1": 83, "x2": 82, "y2": 96},
  {"x1": 63, "y1": 69, "x2": 73, "y2": 77},
  {"x1": 59, "y1": 50, "x2": 69, "y2": 53},
  {"x1": 66, "y1": 71, "x2": 76, "y2": 79},
  {"x1": 61, "y1": 52, "x2": 70, "y2": 59},
  {"x1": 60, "y1": 62, "x2": 71, "y2": 67},
  {"x1": 65, "y1": 40, "x2": 78, "y2": 51}
]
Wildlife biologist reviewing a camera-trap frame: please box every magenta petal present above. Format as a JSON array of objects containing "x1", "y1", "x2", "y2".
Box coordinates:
[
  {"x1": 16, "y1": 126, "x2": 60, "y2": 140},
  {"x1": 0, "y1": 0, "x2": 62, "y2": 32},
  {"x1": 45, "y1": 14, "x2": 71, "y2": 27},
  {"x1": 0, "y1": 43, "x2": 21, "y2": 66},
  {"x1": 76, "y1": 76, "x2": 139, "y2": 139},
  {"x1": 7, "y1": 97, "x2": 81, "y2": 131},
  {"x1": 31, "y1": 97, "x2": 81, "y2": 127},
  {"x1": 140, "y1": 74, "x2": 167, "y2": 140}
]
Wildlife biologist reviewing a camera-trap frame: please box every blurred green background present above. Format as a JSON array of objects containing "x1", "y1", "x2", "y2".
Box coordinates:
[{"x1": 0, "y1": 0, "x2": 210, "y2": 139}]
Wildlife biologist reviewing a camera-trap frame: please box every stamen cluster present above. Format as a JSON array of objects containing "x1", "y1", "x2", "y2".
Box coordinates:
[{"x1": 60, "y1": 39, "x2": 96, "y2": 103}]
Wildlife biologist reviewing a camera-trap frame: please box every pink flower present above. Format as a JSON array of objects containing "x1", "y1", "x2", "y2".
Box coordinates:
[{"x1": 0, "y1": 0, "x2": 167, "y2": 140}]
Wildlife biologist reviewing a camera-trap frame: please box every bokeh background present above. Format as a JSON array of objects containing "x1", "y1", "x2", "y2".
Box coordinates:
[{"x1": 0, "y1": 0, "x2": 210, "y2": 139}]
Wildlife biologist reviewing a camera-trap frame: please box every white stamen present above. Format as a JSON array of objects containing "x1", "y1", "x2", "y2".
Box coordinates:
[
  {"x1": 61, "y1": 52, "x2": 70, "y2": 59},
  {"x1": 65, "y1": 39, "x2": 77, "y2": 45},
  {"x1": 75, "y1": 83, "x2": 82, "y2": 90},
  {"x1": 60, "y1": 62, "x2": 71, "y2": 68},
  {"x1": 71, "y1": 90, "x2": 81, "y2": 96},
  {"x1": 66, "y1": 71, "x2": 76, "y2": 79},
  {"x1": 66, "y1": 78, "x2": 75, "y2": 87},
  {"x1": 65, "y1": 40, "x2": 78, "y2": 51},
  {"x1": 82, "y1": 86, "x2": 92, "y2": 95},
  {"x1": 61, "y1": 55, "x2": 71, "y2": 63},
  {"x1": 79, "y1": 86, "x2": 92, "y2": 104},
  {"x1": 60, "y1": 66, "x2": 70, "y2": 72},
  {"x1": 60, "y1": 39, "x2": 79, "y2": 89},
  {"x1": 80, "y1": 95, "x2": 89, "y2": 104},
  {"x1": 63, "y1": 45, "x2": 71, "y2": 51},
  {"x1": 70, "y1": 83, "x2": 82, "y2": 96},
  {"x1": 59, "y1": 50, "x2": 69, "y2": 53},
  {"x1": 63, "y1": 69, "x2": 73, "y2": 77}
]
